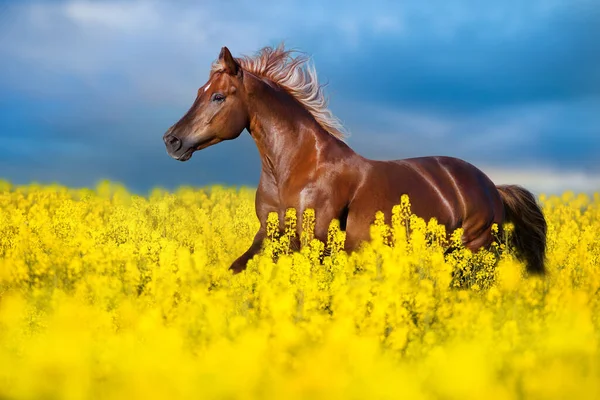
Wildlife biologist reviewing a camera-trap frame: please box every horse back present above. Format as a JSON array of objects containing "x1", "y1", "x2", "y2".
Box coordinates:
[{"x1": 361, "y1": 155, "x2": 504, "y2": 234}]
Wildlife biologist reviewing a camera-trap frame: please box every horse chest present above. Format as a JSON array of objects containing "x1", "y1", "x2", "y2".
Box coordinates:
[{"x1": 273, "y1": 180, "x2": 340, "y2": 215}]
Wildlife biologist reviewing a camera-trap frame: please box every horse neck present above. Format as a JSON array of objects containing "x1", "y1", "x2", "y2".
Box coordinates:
[{"x1": 244, "y1": 75, "x2": 349, "y2": 185}]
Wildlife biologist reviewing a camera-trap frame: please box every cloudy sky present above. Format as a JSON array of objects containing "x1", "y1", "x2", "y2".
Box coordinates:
[{"x1": 1, "y1": 0, "x2": 599, "y2": 194}]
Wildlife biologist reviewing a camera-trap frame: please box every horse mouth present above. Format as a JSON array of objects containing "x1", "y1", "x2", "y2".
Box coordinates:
[
  {"x1": 174, "y1": 148, "x2": 194, "y2": 162},
  {"x1": 168, "y1": 136, "x2": 219, "y2": 162}
]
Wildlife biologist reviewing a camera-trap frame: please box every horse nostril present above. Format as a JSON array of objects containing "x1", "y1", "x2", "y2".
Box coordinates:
[{"x1": 164, "y1": 135, "x2": 182, "y2": 152}]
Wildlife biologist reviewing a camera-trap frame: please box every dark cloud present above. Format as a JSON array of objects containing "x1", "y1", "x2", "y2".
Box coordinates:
[{"x1": 308, "y1": 5, "x2": 600, "y2": 113}]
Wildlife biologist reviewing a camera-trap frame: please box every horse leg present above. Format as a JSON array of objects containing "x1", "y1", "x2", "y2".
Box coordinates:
[
  {"x1": 342, "y1": 207, "x2": 373, "y2": 253},
  {"x1": 463, "y1": 229, "x2": 495, "y2": 253},
  {"x1": 229, "y1": 229, "x2": 265, "y2": 274},
  {"x1": 458, "y1": 210, "x2": 500, "y2": 253},
  {"x1": 297, "y1": 205, "x2": 347, "y2": 259}
]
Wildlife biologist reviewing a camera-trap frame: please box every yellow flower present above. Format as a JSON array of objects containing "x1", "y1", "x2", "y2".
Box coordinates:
[{"x1": 0, "y1": 181, "x2": 598, "y2": 399}]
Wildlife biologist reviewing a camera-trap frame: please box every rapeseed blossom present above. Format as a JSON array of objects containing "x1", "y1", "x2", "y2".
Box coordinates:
[{"x1": 0, "y1": 180, "x2": 598, "y2": 399}]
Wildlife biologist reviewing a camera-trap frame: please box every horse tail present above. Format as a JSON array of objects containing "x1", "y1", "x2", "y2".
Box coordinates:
[{"x1": 496, "y1": 185, "x2": 547, "y2": 275}]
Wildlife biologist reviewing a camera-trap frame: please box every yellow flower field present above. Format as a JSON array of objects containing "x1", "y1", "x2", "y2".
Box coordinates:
[{"x1": 0, "y1": 180, "x2": 598, "y2": 399}]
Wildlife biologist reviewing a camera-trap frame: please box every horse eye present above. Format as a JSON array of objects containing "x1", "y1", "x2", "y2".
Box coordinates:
[{"x1": 211, "y1": 93, "x2": 226, "y2": 102}]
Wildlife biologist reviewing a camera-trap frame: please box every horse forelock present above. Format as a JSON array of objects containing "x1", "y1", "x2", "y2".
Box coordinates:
[{"x1": 210, "y1": 44, "x2": 348, "y2": 141}]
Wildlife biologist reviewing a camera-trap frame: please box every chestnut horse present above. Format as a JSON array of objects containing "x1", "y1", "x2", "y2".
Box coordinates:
[{"x1": 163, "y1": 45, "x2": 547, "y2": 275}]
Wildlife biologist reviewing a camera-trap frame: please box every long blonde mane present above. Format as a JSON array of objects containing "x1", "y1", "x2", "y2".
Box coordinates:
[{"x1": 211, "y1": 44, "x2": 348, "y2": 140}]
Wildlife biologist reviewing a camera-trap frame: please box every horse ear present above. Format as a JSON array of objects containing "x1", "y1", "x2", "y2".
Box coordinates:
[{"x1": 219, "y1": 46, "x2": 239, "y2": 76}]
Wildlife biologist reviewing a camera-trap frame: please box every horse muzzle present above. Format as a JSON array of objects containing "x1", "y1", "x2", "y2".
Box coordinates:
[{"x1": 163, "y1": 132, "x2": 193, "y2": 161}]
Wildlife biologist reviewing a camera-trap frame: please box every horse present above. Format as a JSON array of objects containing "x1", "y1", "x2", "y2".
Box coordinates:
[{"x1": 162, "y1": 44, "x2": 547, "y2": 275}]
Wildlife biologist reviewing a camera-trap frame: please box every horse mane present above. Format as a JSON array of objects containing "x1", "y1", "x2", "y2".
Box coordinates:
[{"x1": 211, "y1": 44, "x2": 348, "y2": 141}]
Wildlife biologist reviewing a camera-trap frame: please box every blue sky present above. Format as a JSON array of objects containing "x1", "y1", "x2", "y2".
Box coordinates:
[{"x1": 1, "y1": 0, "x2": 599, "y2": 194}]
